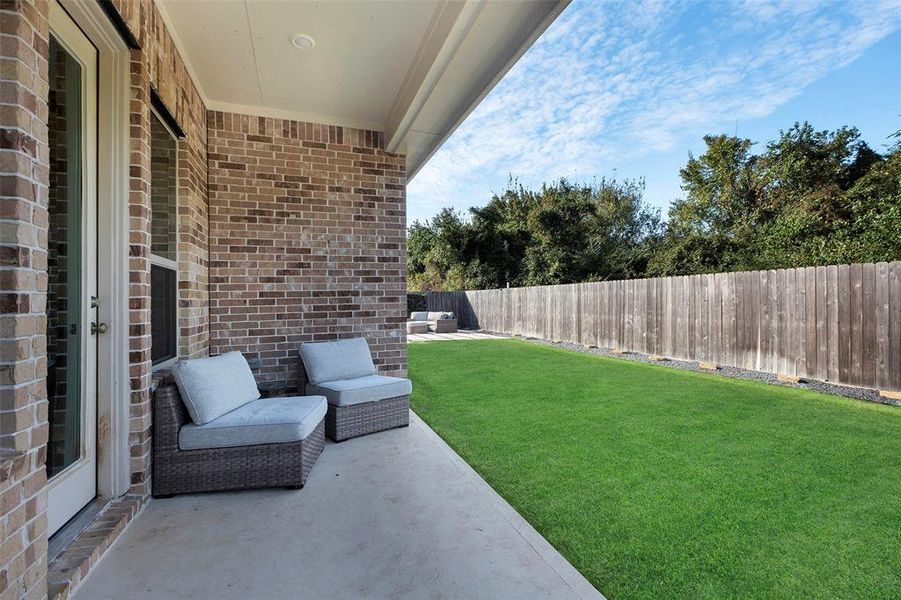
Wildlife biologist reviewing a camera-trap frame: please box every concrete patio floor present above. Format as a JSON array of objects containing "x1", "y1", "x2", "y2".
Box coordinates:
[
  {"x1": 407, "y1": 330, "x2": 507, "y2": 343},
  {"x1": 74, "y1": 413, "x2": 603, "y2": 600}
]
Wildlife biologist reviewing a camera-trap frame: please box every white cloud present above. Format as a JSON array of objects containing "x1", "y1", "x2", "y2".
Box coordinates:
[{"x1": 407, "y1": 0, "x2": 901, "y2": 224}]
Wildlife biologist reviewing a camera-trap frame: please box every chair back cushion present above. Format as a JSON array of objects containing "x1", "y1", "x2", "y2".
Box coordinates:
[
  {"x1": 299, "y1": 337, "x2": 377, "y2": 384},
  {"x1": 171, "y1": 351, "x2": 260, "y2": 425},
  {"x1": 427, "y1": 311, "x2": 453, "y2": 320},
  {"x1": 410, "y1": 311, "x2": 429, "y2": 321}
]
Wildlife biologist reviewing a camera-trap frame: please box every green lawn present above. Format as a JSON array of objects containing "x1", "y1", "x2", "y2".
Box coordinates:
[{"x1": 408, "y1": 339, "x2": 901, "y2": 600}]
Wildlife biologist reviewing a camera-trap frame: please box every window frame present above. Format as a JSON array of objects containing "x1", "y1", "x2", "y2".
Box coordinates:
[{"x1": 149, "y1": 107, "x2": 179, "y2": 370}]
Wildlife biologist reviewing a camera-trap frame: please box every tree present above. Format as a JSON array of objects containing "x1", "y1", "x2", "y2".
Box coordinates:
[
  {"x1": 407, "y1": 178, "x2": 662, "y2": 290},
  {"x1": 406, "y1": 208, "x2": 470, "y2": 291},
  {"x1": 649, "y1": 122, "x2": 898, "y2": 276},
  {"x1": 648, "y1": 134, "x2": 760, "y2": 275},
  {"x1": 752, "y1": 123, "x2": 888, "y2": 269},
  {"x1": 409, "y1": 121, "x2": 901, "y2": 290},
  {"x1": 523, "y1": 178, "x2": 662, "y2": 284}
]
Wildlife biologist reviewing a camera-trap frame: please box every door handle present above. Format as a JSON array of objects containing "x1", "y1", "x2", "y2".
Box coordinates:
[{"x1": 91, "y1": 322, "x2": 108, "y2": 335}]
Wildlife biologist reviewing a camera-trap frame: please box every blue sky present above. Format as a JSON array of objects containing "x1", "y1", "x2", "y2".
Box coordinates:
[{"x1": 407, "y1": 0, "x2": 901, "y2": 225}]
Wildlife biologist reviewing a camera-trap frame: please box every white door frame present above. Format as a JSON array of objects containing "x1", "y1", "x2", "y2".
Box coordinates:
[
  {"x1": 54, "y1": 0, "x2": 132, "y2": 506},
  {"x1": 47, "y1": 1, "x2": 99, "y2": 535}
]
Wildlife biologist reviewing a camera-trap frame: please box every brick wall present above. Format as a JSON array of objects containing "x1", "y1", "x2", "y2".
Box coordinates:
[
  {"x1": 207, "y1": 112, "x2": 408, "y2": 391},
  {"x1": 124, "y1": 45, "x2": 154, "y2": 496},
  {"x1": 107, "y1": 0, "x2": 208, "y2": 496},
  {"x1": 2, "y1": 0, "x2": 412, "y2": 595},
  {"x1": 1, "y1": 0, "x2": 210, "y2": 594},
  {"x1": 0, "y1": 0, "x2": 51, "y2": 596}
]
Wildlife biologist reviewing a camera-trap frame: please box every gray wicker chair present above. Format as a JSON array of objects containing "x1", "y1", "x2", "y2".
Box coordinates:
[
  {"x1": 152, "y1": 378, "x2": 325, "y2": 497},
  {"x1": 432, "y1": 317, "x2": 458, "y2": 333},
  {"x1": 300, "y1": 338, "x2": 411, "y2": 442},
  {"x1": 323, "y1": 395, "x2": 409, "y2": 442}
]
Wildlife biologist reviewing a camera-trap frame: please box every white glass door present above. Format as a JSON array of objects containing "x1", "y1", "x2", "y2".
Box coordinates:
[{"x1": 46, "y1": 1, "x2": 98, "y2": 536}]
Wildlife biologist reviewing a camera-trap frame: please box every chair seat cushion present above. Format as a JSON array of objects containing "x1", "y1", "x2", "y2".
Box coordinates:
[
  {"x1": 306, "y1": 375, "x2": 412, "y2": 407},
  {"x1": 179, "y1": 395, "x2": 327, "y2": 450}
]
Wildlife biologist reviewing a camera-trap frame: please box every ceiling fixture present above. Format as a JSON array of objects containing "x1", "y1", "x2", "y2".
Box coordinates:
[{"x1": 291, "y1": 34, "x2": 316, "y2": 50}]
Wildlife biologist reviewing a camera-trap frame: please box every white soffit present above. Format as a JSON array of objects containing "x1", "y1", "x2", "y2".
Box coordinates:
[
  {"x1": 401, "y1": 0, "x2": 570, "y2": 178},
  {"x1": 157, "y1": 0, "x2": 570, "y2": 178}
]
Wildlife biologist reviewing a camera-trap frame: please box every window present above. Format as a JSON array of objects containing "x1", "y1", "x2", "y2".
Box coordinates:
[{"x1": 150, "y1": 111, "x2": 178, "y2": 366}]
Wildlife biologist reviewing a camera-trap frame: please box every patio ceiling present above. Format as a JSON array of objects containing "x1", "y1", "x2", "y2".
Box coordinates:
[{"x1": 157, "y1": 0, "x2": 570, "y2": 178}]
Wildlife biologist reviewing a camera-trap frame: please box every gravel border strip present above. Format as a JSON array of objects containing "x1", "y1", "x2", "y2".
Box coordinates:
[{"x1": 472, "y1": 331, "x2": 897, "y2": 407}]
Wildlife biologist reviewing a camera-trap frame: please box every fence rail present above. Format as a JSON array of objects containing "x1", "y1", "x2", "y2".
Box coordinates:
[{"x1": 426, "y1": 262, "x2": 901, "y2": 391}]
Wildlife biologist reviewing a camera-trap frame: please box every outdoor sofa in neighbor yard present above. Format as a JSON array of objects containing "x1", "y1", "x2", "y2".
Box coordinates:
[
  {"x1": 407, "y1": 311, "x2": 458, "y2": 333},
  {"x1": 300, "y1": 338, "x2": 412, "y2": 442},
  {"x1": 153, "y1": 352, "x2": 327, "y2": 497}
]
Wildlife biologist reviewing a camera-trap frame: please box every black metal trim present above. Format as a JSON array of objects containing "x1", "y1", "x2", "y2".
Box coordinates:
[
  {"x1": 150, "y1": 89, "x2": 186, "y2": 139},
  {"x1": 97, "y1": 0, "x2": 140, "y2": 50}
]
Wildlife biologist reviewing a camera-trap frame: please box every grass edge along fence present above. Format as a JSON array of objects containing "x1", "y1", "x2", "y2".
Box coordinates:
[{"x1": 426, "y1": 262, "x2": 901, "y2": 393}]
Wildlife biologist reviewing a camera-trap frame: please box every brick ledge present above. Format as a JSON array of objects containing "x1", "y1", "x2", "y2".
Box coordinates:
[{"x1": 48, "y1": 496, "x2": 146, "y2": 600}]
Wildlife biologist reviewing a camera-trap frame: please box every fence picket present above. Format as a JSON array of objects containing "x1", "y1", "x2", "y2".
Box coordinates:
[
  {"x1": 862, "y1": 263, "x2": 876, "y2": 386},
  {"x1": 874, "y1": 263, "x2": 889, "y2": 389},
  {"x1": 850, "y1": 264, "x2": 863, "y2": 385},
  {"x1": 889, "y1": 262, "x2": 901, "y2": 390}
]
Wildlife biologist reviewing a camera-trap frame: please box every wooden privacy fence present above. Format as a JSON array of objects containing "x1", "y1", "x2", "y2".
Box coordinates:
[{"x1": 427, "y1": 262, "x2": 901, "y2": 391}]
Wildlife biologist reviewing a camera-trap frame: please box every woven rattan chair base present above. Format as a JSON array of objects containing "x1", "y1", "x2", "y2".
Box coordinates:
[
  {"x1": 325, "y1": 395, "x2": 410, "y2": 442},
  {"x1": 432, "y1": 319, "x2": 458, "y2": 333},
  {"x1": 152, "y1": 383, "x2": 326, "y2": 497}
]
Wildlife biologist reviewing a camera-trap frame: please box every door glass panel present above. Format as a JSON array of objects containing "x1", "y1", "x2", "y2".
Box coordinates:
[{"x1": 46, "y1": 36, "x2": 83, "y2": 478}]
